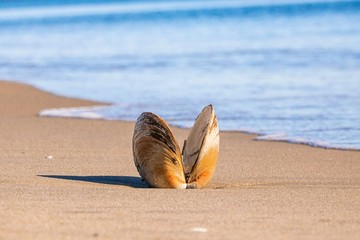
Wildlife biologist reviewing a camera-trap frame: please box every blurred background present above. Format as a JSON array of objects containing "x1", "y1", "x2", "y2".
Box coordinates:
[{"x1": 0, "y1": 0, "x2": 359, "y2": 149}]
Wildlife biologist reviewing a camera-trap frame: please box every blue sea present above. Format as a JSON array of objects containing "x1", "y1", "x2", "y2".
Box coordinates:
[{"x1": 1, "y1": 0, "x2": 360, "y2": 149}]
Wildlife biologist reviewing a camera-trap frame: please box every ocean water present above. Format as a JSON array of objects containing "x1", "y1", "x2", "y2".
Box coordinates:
[{"x1": 1, "y1": 0, "x2": 360, "y2": 149}]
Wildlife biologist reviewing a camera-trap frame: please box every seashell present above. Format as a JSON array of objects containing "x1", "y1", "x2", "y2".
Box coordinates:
[
  {"x1": 132, "y1": 112, "x2": 186, "y2": 189},
  {"x1": 182, "y1": 104, "x2": 219, "y2": 189},
  {"x1": 132, "y1": 105, "x2": 219, "y2": 189}
]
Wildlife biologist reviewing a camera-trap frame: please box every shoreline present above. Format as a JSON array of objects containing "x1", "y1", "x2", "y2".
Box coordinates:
[
  {"x1": 1, "y1": 79, "x2": 360, "y2": 239},
  {"x1": 36, "y1": 94, "x2": 360, "y2": 152},
  {"x1": 17, "y1": 78, "x2": 356, "y2": 152}
]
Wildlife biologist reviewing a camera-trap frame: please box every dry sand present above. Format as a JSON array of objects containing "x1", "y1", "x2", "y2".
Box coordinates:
[{"x1": 1, "y1": 80, "x2": 360, "y2": 239}]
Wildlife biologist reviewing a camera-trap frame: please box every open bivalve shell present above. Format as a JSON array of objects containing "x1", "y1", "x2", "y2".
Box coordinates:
[{"x1": 132, "y1": 105, "x2": 219, "y2": 189}]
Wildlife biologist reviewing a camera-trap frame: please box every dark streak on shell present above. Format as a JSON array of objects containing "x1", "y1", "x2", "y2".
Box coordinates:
[{"x1": 135, "y1": 112, "x2": 178, "y2": 154}]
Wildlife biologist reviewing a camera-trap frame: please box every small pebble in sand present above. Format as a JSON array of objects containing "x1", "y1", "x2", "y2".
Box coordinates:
[{"x1": 190, "y1": 227, "x2": 208, "y2": 233}]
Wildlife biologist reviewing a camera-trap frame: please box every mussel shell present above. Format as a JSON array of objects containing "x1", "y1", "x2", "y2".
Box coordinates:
[{"x1": 132, "y1": 112, "x2": 186, "y2": 189}]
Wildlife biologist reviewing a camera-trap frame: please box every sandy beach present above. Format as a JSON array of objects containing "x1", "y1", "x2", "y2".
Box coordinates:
[{"x1": 1, "y1": 80, "x2": 360, "y2": 239}]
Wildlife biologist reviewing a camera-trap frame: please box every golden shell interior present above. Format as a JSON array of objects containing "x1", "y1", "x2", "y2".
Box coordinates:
[
  {"x1": 132, "y1": 105, "x2": 219, "y2": 189},
  {"x1": 183, "y1": 105, "x2": 219, "y2": 189}
]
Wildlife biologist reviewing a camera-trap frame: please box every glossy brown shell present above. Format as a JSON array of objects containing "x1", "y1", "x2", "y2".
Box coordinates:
[{"x1": 132, "y1": 112, "x2": 186, "y2": 189}]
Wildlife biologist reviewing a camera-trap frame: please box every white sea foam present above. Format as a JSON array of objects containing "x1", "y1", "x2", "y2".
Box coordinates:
[
  {"x1": 39, "y1": 106, "x2": 107, "y2": 120},
  {"x1": 255, "y1": 133, "x2": 359, "y2": 150}
]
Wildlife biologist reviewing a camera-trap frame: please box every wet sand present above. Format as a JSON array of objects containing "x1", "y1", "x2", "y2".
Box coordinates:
[{"x1": 1, "y1": 80, "x2": 360, "y2": 239}]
